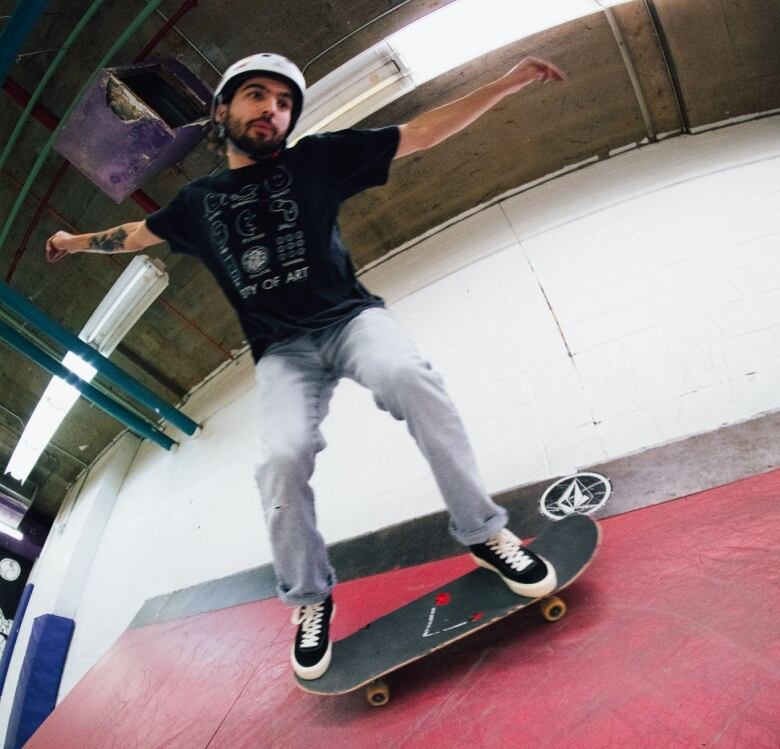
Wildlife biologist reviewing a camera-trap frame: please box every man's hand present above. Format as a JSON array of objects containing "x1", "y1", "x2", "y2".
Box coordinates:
[
  {"x1": 45, "y1": 231, "x2": 76, "y2": 263},
  {"x1": 500, "y1": 57, "x2": 567, "y2": 94},
  {"x1": 396, "y1": 56, "x2": 567, "y2": 159}
]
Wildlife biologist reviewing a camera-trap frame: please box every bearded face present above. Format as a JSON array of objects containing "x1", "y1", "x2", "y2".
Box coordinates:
[
  {"x1": 224, "y1": 109, "x2": 287, "y2": 159},
  {"x1": 219, "y1": 76, "x2": 294, "y2": 161}
]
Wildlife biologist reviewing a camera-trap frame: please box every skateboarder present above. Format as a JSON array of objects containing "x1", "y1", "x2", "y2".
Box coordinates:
[{"x1": 45, "y1": 52, "x2": 566, "y2": 680}]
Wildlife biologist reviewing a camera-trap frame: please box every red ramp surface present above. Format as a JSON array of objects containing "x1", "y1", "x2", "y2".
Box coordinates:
[{"x1": 24, "y1": 470, "x2": 780, "y2": 748}]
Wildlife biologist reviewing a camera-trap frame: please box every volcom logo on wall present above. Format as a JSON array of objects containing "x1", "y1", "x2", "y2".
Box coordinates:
[
  {"x1": 0, "y1": 553, "x2": 29, "y2": 659},
  {"x1": 540, "y1": 473, "x2": 611, "y2": 520},
  {"x1": 0, "y1": 556, "x2": 18, "y2": 658},
  {"x1": 0, "y1": 558, "x2": 20, "y2": 582}
]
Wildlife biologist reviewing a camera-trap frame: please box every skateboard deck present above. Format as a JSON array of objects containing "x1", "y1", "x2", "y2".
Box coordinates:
[{"x1": 295, "y1": 513, "x2": 601, "y2": 704}]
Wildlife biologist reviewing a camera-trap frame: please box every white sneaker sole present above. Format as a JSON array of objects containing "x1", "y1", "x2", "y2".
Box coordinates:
[
  {"x1": 471, "y1": 554, "x2": 558, "y2": 598},
  {"x1": 291, "y1": 640, "x2": 333, "y2": 680},
  {"x1": 291, "y1": 603, "x2": 336, "y2": 680}
]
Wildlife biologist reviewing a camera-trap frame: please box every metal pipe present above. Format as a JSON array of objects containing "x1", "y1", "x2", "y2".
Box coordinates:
[
  {"x1": 149, "y1": 1, "x2": 221, "y2": 76},
  {"x1": 0, "y1": 476, "x2": 37, "y2": 507},
  {"x1": 4, "y1": 161, "x2": 70, "y2": 282},
  {"x1": 1, "y1": 79, "x2": 58, "y2": 128},
  {"x1": 0, "y1": 305, "x2": 170, "y2": 436},
  {"x1": 136, "y1": 0, "x2": 199, "y2": 64},
  {"x1": 0, "y1": 282, "x2": 199, "y2": 436},
  {"x1": 0, "y1": 320, "x2": 176, "y2": 451},
  {"x1": 0, "y1": 168, "x2": 79, "y2": 231},
  {"x1": 643, "y1": 0, "x2": 691, "y2": 134},
  {"x1": 0, "y1": 0, "x2": 50, "y2": 85},
  {"x1": 1, "y1": 156, "x2": 231, "y2": 362},
  {"x1": 603, "y1": 6, "x2": 656, "y2": 142},
  {"x1": 0, "y1": 0, "x2": 166, "y2": 260},
  {"x1": 0, "y1": 79, "x2": 160, "y2": 213},
  {"x1": 302, "y1": 0, "x2": 414, "y2": 75},
  {"x1": 0, "y1": 0, "x2": 107, "y2": 175},
  {"x1": 0, "y1": 412, "x2": 88, "y2": 469}
]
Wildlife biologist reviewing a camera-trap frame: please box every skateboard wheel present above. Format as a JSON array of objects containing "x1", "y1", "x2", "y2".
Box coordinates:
[
  {"x1": 366, "y1": 679, "x2": 390, "y2": 707},
  {"x1": 540, "y1": 596, "x2": 567, "y2": 622}
]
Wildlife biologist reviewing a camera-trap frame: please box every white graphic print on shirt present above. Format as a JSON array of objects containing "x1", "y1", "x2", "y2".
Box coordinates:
[{"x1": 202, "y1": 165, "x2": 309, "y2": 300}]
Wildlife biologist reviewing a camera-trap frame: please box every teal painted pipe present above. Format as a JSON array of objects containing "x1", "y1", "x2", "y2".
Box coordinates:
[
  {"x1": 0, "y1": 0, "x2": 51, "y2": 85},
  {"x1": 0, "y1": 282, "x2": 199, "y2": 436},
  {"x1": 0, "y1": 305, "x2": 169, "y2": 434},
  {"x1": 0, "y1": 319, "x2": 175, "y2": 451},
  {"x1": 0, "y1": 0, "x2": 165, "y2": 252}
]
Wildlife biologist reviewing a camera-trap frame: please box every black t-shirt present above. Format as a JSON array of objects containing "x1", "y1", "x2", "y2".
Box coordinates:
[{"x1": 146, "y1": 126, "x2": 400, "y2": 361}]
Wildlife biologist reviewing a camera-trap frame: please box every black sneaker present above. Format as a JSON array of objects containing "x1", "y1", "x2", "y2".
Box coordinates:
[
  {"x1": 470, "y1": 528, "x2": 557, "y2": 597},
  {"x1": 291, "y1": 596, "x2": 334, "y2": 680}
]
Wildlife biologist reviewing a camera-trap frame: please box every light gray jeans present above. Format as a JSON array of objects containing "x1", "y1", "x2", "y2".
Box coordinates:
[{"x1": 254, "y1": 306, "x2": 507, "y2": 605}]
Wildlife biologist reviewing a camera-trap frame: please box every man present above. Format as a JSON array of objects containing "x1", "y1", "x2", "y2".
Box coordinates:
[{"x1": 46, "y1": 51, "x2": 566, "y2": 680}]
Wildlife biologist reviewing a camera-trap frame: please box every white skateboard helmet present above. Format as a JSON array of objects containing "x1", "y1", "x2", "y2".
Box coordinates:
[{"x1": 211, "y1": 53, "x2": 306, "y2": 134}]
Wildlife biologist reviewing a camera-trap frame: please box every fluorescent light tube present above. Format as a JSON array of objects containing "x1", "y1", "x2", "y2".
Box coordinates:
[
  {"x1": 387, "y1": 0, "x2": 597, "y2": 86},
  {"x1": 0, "y1": 523, "x2": 23, "y2": 542},
  {"x1": 4, "y1": 352, "x2": 96, "y2": 483},
  {"x1": 293, "y1": 42, "x2": 415, "y2": 141},
  {"x1": 80, "y1": 255, "x2": 168, "y2": 356},
  {"x1": 293, "y1": 0, "x2": 631, "y2": 139},
  {"x1": 4, "y1": 256, "x2": 168, "y2": 484}
]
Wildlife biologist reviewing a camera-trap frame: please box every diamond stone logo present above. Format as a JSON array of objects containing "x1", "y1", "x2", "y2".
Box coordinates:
[{"x1": 539, "y1": 473, "x2": 611, "y2": 520}]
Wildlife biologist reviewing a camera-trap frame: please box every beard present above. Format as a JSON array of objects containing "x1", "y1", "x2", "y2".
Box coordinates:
[{"x1": 224, "y1": 113, "x2": 286, "y2": 159}]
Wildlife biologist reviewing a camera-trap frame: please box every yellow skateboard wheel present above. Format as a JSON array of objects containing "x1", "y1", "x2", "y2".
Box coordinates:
[
  {"x1": 540, "y1": 596, "x2": 567, "y2": 622},
  {"x1": 366, "y1": 679, "x2": 390, "y2": 706}
]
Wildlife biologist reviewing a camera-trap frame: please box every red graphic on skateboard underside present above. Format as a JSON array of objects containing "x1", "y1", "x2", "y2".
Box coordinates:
[{"x1": 423, "y1": 592, "x2": 483, "y2": 638}]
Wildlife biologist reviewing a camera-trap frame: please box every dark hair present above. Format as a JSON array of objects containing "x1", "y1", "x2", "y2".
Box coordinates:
[{"x1": 206, "y1": 122, "x2": 227, "y2": 156}]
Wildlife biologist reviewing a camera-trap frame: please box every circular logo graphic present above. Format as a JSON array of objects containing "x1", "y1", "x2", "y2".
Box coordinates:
[
  {"x1": 539, "y1": 473, "x2": 611, "y2": 520},
  {"x1": 241, "y1": 247, "x2": 269, "y2": 276},
  {"x1": 264, "y1": 165, "x2": 292, "y2": 193},
  {"x1": 0, "y1": 558, "x2": 21, "y2": 582}
]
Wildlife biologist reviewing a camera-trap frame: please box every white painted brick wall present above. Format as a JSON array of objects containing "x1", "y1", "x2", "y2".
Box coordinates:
[{"x1": 3, "y1": 117, "x2": 779, "y2": 729}]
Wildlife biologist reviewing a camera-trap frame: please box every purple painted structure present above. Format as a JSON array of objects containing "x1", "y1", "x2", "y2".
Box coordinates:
[
  {"x1": 55, "y1": 59, "x2": 212, "y2": 203},
  {"x1": 7, "y1": 514, "x2": 47, "y2": 562},
  {"x1": 0, "y1": 488, "x2": 49, "y2": 561}
]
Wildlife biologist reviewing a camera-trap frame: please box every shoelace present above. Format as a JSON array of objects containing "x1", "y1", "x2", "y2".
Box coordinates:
[
  {"x1": 292, "y1": 601, "x2": 326, "y2": 648},
  {"x1": 486, "y1": 530, "x2": 534, "y2": 571}
]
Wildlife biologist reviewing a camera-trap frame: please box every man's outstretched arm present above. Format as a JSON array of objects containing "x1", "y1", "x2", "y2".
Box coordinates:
[
  {"x1": 45, "y1": 220, "x2": 164, "y2": 263},
  {"x1": 395, "y1": 57, "x2": 565, "y2": 160}
]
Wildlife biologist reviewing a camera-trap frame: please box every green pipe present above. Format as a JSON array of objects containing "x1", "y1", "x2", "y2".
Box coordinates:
[
  {"x1": 0, "y1": 0, "x2": 107, "y2": 174},
  {"x1": 0, "y1": 281, "x2": 199, "y2": 436},
  {"x1": 0, "y1": 0, "x2": 165, "y2": 253},
  {"x1": 0, "y1": 305, "x2": 165, "y2": 431},
  {"x1": 0, "y1": 320, "x2": 175, "y2": 451}
]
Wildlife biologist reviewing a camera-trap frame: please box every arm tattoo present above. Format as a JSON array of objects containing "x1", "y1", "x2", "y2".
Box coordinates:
[{"x1": 88, "y1": 227, "x2": 129, "y2": 252}]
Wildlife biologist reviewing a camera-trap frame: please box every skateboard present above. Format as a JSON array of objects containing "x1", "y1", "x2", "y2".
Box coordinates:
[{"x1": 295, "y1": 512, "x2": 601, "y2": 706}]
